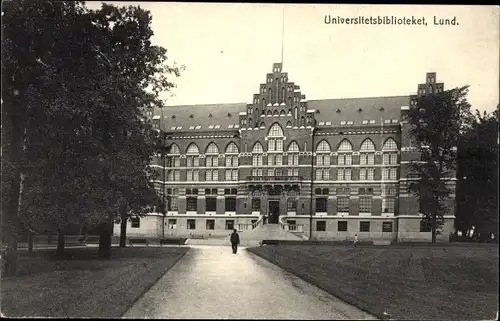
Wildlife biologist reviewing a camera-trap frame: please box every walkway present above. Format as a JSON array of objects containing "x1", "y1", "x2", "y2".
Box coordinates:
[{"x1": 123, "y1": 245, "x2": 377, "y2": 319}]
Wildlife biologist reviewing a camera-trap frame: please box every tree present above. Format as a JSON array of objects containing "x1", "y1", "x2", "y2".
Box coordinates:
[
  {"x1": 456, "y1": 107, "x2": 499, "y2": 241},
  {"x1": 407, "y1": 86, "x2": 472, "y2": 243},
  {"x1": 2, "y1": 0, "x2": 183, "y2": 270}
]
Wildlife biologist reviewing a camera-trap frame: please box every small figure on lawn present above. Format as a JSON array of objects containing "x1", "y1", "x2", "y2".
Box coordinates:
[
  {"x1": 354, "y1": 233, "x2": 359, "y2": 247},
  {"x1": 230, "y1": 229, "x2": 240, "y2": 254}
]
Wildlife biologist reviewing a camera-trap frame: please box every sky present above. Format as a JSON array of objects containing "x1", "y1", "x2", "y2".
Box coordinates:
[{"x1": 85, "y1": 2, "x2": 499, "y2": 113}]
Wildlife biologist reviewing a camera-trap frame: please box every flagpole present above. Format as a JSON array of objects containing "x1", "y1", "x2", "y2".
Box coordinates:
[{"x1": 281, "y1": 6, "x2": 285, "y2": 65}]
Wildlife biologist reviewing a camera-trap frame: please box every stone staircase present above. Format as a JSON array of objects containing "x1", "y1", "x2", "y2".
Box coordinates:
[{"x1": 186, "y1": 223, "x2": 303, "y2": 246}]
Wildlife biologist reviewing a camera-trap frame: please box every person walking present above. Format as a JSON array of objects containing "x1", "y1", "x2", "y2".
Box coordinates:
[
  {"x1": 230, "y1": 229, "x2": 240, "y2": 254},
  {"x1": 354, "y1": 233, "x2": 359, "y2": 247}
]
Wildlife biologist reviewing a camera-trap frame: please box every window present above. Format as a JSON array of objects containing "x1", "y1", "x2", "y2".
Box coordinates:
[
  {"x1": 390, "y1": 168, "x2": 397, "y2": 180},
  {"x1": 231, "y1": 169, "x2": 238, "y2": 181},
  {"x1": 225, "y1": 170, "x2": 232, "y2": 181},
  {"x1": 360, "y1": 221, "x2": 370, "y2": 232},
  {"x1": 206, "y1": 219, "x2": 215, "y2": 230},
  {"x1": 252, "y1": 198, "x2": 261, "y2": 211},
  {"x1": 225, "y1": 197, "x2": 236, "y2": 212},
  {"x1": 383, "y1": 138, "x2": 398, "y2": 151},
  {"x1": 287, "y1": 200, "x2": 297, "y2": 211},
  {"x1": 338, "y1": 221, "x2": 348, "y2": 232},
  {"x1": 316, "y1": 140, "x2": 331, "y2": 152},
  {"x1": 420, "y1": 220, "x2": 432, "y2": 232},
  {"x1": 225, "y1": 220, "x2": 235, "y2": 230},
  {"x1": 337, "y1": 168, "x2": 351, "y2": 180},
  {"x1": 316, "y1": 221, "x2": 326, "y2": 231},
  {"x1": 316, "y1": 198, "x2": 327, "y2": 212},
  {"x1": 252, "y1": 142, "x2": 264, "y2": 153},
  {"x1": 225, "y1": 142, "x2": 239, "y2": 154},
  {"x1": 360, "y1": 153, "x2": 375, "y2": 165},
  {"x1": 337, "y1": 197, "x2": 349, "y2": 212},
  {"x1": 206, "y1": 197, "x2": 217, "y2": 212},
  {"x1": 288, "y1": 154, "x2": 299, "y2": 166},
  {"x1": 187, "y1": 219, "x2": 196, "y2": 230},
  {"x1": 268, "y1": 123, "x2": 284, "y2": 137},
  {"x1": 382, "y1": 222, "x2": 393, "y2": 232},
  {"x1": 130, "y1": 217, "x2": 140, "y2": 228},
  {"x1": 187, "y1": 197, "x2": 197, "y2": 212},
  {"x1": 186, "y1": 143, "x2": 200, "y2": 155},
  {"x1": 167, "y1": 219, "x2": 177, "y2": 229},
  {"x1": 359, "y1": 197, "x2": 372, "y2": 213},
  {"x1": 338, "y1": 154, "x2": 352, "y2": 166}
]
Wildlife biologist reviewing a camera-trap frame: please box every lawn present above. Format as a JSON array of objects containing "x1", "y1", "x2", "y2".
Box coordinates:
[
  {"x1": 248, "y1": 244, "x2": 499, "y2": 320},
  {"x1": 1, "y1": 246, "x2": 190, "y2": 318}
]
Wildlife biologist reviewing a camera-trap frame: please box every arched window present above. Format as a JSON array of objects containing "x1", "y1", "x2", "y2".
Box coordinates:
[
  {"x1": 225, "y1": 142, "x2": 239, "y2": 154},
  {"x1": 168, "y1": 144, "x2": 181, "y2": 168},
  {"x1": 186, "y1": 143, "x2": 200, "y2": 154},
  {"x1": 205, "y1": 143, "x2": 219, "y2": 168},
  {"x1": 279, "y1": 109, "x2": 286, "y2": 116},
  {"x1": 300, "y1": 116, "x2": 305, "y2": 126},
  {"x1": 260, "y1": 122, "x2": 265, "y2": 127},
  {"x1": 255, "y1": 108, "x2": 259, "y2": 117},
  {"x1": 252, "y1": 142, "x2": 264, "y2": 153},
  {"x1": 286, "y1": 121, "x2": 292, "y2": 128},
  {"x1": 170, "y1": 144, "x2": 180, "y2": 154},
  {"x1": 316, "y1": 140, "x2": 331, "y2": 152},
  {"x1": 281, "y1": 88, "x2": 286, "y2": 103},
  {"x1": 267, "y1": 110, "x2": 272, "y2": 116},
  {"x1": 360, "y1": 139, "x2": 375, "y2": 151},
  {"x1": 288, "y1": 141, "x2": 299, "y2": 166},
  {"x1": 360, "y1": 139, "x2": 375, "y2": 179},
  {"x1": 294, "y1": 107, "x2": 298, "y2": 120},
  {"x1": 186, "y1": 143, "x2": 200, "y2": 168},
  {"x1": 338, "y1": 140, "x2": 353, "y2": 152},
  {"x1": 382, "y1": 138, "x2": 398, "y2": 151},
  {"x1": 337, "y1": 139, "x2": 353, "y2": 179},
  {"x1": 268, "y1": 123, "x2": 284, "y2": 137},
  {"x1": 273, "y1": 110, "x2": 279, "y2": 117},
  {"x1": 288, "y1": 141, "x2": 299, "y2": 152},
  {"x1": 205, "y1": 143, "x2": 219, "y2": 154},
  {"x1": 262, "y1": 98, "x2": 266, "y2": 109},
  {"x1": 382, "y1": 138, "x2": 399, "y2": 180}
]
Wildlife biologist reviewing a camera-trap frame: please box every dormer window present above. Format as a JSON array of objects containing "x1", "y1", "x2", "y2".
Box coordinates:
[
  {"x1": 170, "y1": 126, "x2": 177, "y2": 130},
  {"x1": 336, "y1": 109, "x2": 341, "y2": 113},
  {"x1": 195, "y1": 125, "x2": 201, "y2": 129},
  {"x1": 384, "y1": 119, "x2": 391, "y2": 124},
  {"x1": 171, "y1": 115, "x2": 176, "y2": 119},
  {"x1": 215, "y1": 125, "x2": 221, "y2": 129},
  {"x1": 208, "y1": 125, "x2": 214, "y2": 129},
  {"x1": 369, "y1": 120, "x2": 375, "y2": 124},
  {"x1": 209, "y1": 113, "x2": 213, "y2": 118},
  {"x1": 347, "y1": 120, "x2": 353, "y2": 125},
  {"x1": 391, "y1": 119, "x2": 398, "y2": 124},
  {"x1": 227, "y1": 113, "x2": 232, "y2": 117},
  {"x1": 318, "y1": 121, "x2": 325, "y2": 126},
  {"x1": 358, "y1": 108, "x2": 363, "y2": 112},
  {"x1": 340, "y1": 121, "x2": 346, "y2": 125},
  {"x1": 189, "y1": 125, "x2": 195, "y2": 130},
  {"x1": 189, "y1": 114, "x2": 194, "y2": 119},
  {"x1": 362, "y1": 120, "x2": 368, "y2": 124},
  {"x1": 379, "y1": 107, "x2": 385, "y2": 111},
  {"x1": 325, "y1": 121, "x2": 332, "y2": 126}
]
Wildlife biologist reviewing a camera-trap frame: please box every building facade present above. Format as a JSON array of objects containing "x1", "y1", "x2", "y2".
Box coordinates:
[{"x1": 116, "y1": 62, "x2": 456, "y2": 242}]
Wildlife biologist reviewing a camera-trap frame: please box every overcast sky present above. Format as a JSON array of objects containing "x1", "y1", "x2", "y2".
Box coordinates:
[{"x1": 85, "y1": 2, "x2": 499, "y2": 113}]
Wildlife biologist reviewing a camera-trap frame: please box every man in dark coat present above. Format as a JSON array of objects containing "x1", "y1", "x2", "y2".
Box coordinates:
[{"x1": 230, "y1": 229, "x2": 240, "y2": 254}]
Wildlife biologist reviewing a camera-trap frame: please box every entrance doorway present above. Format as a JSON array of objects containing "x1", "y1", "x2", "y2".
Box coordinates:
[{"x1": 268, "y1": 201, "x2": 280, "y2": 224}]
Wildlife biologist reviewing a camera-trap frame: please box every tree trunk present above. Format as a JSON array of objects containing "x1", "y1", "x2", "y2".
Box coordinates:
[
  {"x1": 28, "y1": 232, "x2": 34, "y2": 253},
  {"x1": 56, "y1": 229, "x2": 65, "y2": 257},
  {"x1": 98, "y1": 216, "x2": 113, "y2": 258},
  {"x1": 119, "y1": 204, "x2": 127, "y2": 248},
  {"x1": 431, "y1": 213, "x2": 437, "y2": 244}
]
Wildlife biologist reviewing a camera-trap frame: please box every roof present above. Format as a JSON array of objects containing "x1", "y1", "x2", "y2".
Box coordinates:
[
  {"x1": 153, "y1": 95, "x2": 410, "y2": 133},
  {"x1": 309, "y1": 95, "x2": 409, "y2": 127},
  {"x1": 154, "y1": 103, "x2": 246, "y2": 133}
]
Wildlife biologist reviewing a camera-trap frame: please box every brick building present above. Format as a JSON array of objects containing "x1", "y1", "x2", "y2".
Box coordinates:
[{"x1": 115, "y1": 62, "x2": 456, "y2": 242}]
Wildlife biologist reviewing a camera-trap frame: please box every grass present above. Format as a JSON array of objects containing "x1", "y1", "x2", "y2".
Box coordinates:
[
  {"x1": 1, "y1": 246, "x2": 189, "y2": 318},
  {"x1": 248, "y1": 244, "x2": 499, "y2": 320}
]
